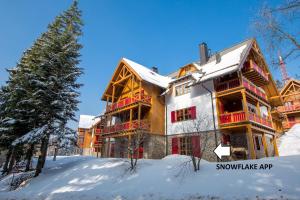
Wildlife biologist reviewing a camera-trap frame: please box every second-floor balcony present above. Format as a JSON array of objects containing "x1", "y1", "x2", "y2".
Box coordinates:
[
  {"x1": 219, "y1": 111, "x2": 273, "y2": 129},
  {"x1": 277, "y1": 104, "x2": 300, "y2": 113},
  {"x1": 101, "y1": 119, "x2": 150, "y2": 135},
  {"x1": 106, "y1": 93, "x2": 151, "y2": 113},
  {"x1": 216, "y1": 77, "x2": 267, "y2": 102}
]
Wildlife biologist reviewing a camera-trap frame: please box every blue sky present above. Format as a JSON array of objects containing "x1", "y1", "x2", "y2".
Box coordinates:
[{"x1": 0, "y1": 0, "x2": 299, "y2": 128}]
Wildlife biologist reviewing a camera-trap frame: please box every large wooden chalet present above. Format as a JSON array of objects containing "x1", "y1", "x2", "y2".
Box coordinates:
[{"x1": 80, "y1": 38, "x2": 285, "y2": 160}]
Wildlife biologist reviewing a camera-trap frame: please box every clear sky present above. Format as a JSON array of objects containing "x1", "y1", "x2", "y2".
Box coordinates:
[{"x1": 0, "y1": 0, "x2": 299, "y2": 128}]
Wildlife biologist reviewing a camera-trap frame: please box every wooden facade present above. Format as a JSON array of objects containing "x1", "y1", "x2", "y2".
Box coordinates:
[
  {"x1": 277, "y1": 79, "x2": 300, "y2": 130},
  {"x1": 215, "y1": 40, "x2": 281, "y2": 159},
  {"x1": 99, "y1": 59, "x2": 166, "y2": 159}
]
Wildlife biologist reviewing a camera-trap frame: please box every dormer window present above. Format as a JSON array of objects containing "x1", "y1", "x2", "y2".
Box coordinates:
[{"x1": 175, "y1": 83, "x2": 191, "y2": 96}]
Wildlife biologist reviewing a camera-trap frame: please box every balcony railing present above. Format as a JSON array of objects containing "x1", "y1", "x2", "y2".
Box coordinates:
[
  {"x1": 242, "y1": 77, "x2": 267, "y2": 101},
  {"x1": 102, "y1": 120, "x2": 150, "y2": 134},
  {"x1": 219, "y1": 111, "x2": 272, "y2": 128},
  {"x1": 216, "y1": 78, "x2": 240, "y2": 92},
  {"x1": 248, "y1": 112, "x2": 272, "y2": 128},
  {"x1": 244, "y1": 60, "x2": 269, "y2": 82},
  {"x1": 106, "y1": 94, "x2": 151, "y2": 113},
  {"x1": 95, "y1": 128, "x2": 102, "y2": 135},
  {"x1": 277, "y1": 104, "x2": 300, "y2": 113},
  {"x1": 283, "y1": 121, "x2": 300, "y2": 129}
]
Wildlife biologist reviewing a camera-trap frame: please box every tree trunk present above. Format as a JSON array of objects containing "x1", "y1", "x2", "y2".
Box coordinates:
[
  {"x1": 35, "y1": 135, "x2": 49, "y2": 177},
  {"x1": 8, "y1": 147, "x2": 16, "y2": 173},
  {"x1": 53, "y1": 147, "x2": 58, "y2": 161},
  {"x1": 25, "y1": 144, "x2": 34, "y2": 172},
  {"x1": 1, "y1": 147, "x2": 12, "y2": 175}
]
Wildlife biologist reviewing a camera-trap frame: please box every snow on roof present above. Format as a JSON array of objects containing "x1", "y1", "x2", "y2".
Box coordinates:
[
  {"x1": 78, "y1": 115, "x2": 96, "y2": 129},
  {"x1": 279, "y1": 124, "x2": 300, "y2": 156},
  {"x1": 123, "y1": 58, "x2": 172, "y2": 88},
  {"x1": 193, "y1": 40, "x2": 252, "y2": 82}
]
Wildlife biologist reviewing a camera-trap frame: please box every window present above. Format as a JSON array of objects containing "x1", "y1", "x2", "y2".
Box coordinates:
[
  {"x1": 255, "y1": 136, "x2": 260, "y2": 150},
  {"x1": 172, "y1": 136, "x2": 201, "y2": 157},
  {"x1": 175, "y1": 83, "x2": 191, "y2": 96},
  {"x1": 180, "y1": 137, "x2": 192, "y2": 155},
  {"x1": 171, "y1": 106, "x2": 196, "y2": 123}
]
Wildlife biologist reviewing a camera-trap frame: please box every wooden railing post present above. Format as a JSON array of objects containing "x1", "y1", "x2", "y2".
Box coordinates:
[{"x1": 246, "y1": 125, "x2": 256, "y2": 159}]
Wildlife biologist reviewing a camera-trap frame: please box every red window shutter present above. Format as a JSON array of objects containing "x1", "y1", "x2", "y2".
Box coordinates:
[
  {"x1": 172, "y1": 137, "x2": 179, "y2": 154},
  {"x1": 192, "y1": 136, "x2": 201, "y2": 158},
  {"x1": 191, "y1": 106, "x2": 196, "y2": 119},
  {"x1": 171, "y1": 111, "x2": 176, "y2": 123}
]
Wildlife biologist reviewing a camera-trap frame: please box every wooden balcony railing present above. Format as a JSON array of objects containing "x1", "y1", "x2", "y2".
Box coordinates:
[
  {"x1": 242, "y1": 77, "x2": 267, "y2": 101},
  {"x1": 216, "y1": 78, "x2": 240, "y2": 92},
  {"x1": 102, "y1": 120, "x2": 150, "y2": 134},
  {"x1": 244, "y1": 60, "x2": 269, "y2": 82},
  {"x1": 277, "y1": 104, "x2": 300, "y2": 113},
  {"x1": 283, "y1": 121, "x2": 300, "y2": 129},
  {"x1": 248, "y1": 112, "x2": 272, "y2": 128},
  {"x1": 215, "y1": 77, "x2": 267, "y2": 101},
  {"x1": 219, "y1": 111, "x2": 272, "y2": 128},
  {"x1": 106, "y1": 94, "x2": 151, "y2": 113}
]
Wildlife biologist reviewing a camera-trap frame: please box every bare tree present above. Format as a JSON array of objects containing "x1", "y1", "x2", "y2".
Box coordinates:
[
  {"x1": 174, "y1": 113, "x2": 213, "y2": 172},
  {"x1": 253, "y1": 0, "x2": 300, "y2": 67},
  {"x1": 126, "y1": 130, "x2": 146, "y2": 171}
]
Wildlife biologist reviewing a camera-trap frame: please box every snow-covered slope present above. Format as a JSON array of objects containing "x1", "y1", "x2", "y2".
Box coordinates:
[
  {"x1": 278, "y1": 123, "x2": 300, "y2": 156},
  {"x1": 1, "y1": 155, "x2": 300, "y2": 200}
]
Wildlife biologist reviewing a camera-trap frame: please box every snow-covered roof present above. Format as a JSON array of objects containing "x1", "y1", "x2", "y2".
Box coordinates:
[
  {"x1": 78, "y1": 115, "x2": 96, "y2": 129},
  {"x1": 194, "y1": 40, "x2": 251, "y2": 82},
  {"x1": 123, "y1": 58, "x2": 172, "y2": 88}
]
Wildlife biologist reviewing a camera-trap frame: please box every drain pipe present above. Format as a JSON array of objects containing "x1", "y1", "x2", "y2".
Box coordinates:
[{"x1": 201, "y1": 83, "x2": 220, "y2": 162}]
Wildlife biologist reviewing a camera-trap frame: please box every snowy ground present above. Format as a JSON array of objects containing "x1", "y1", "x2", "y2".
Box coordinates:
[
  {"x1": 1, "y1": 155, "x2": 300, "y2": 200},
  {"x1": 278, "y1": 124, "x2": 300, "y2": 156},
  {"x1": 1, "y1": 125, "x2": 300, "y2": 200}
]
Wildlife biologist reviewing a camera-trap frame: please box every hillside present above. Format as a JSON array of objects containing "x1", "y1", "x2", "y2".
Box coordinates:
[{"x1": 1, "y1": 154, "x2": 300, "y2": 200}]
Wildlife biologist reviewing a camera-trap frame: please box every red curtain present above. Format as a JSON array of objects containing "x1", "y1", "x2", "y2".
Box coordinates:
[
  {"x1": 191, "y1": 106, "x2": 196, "y2": 119},
  {"x1": 110, "y1": 143, "x2": 115, "y2": 158},
  {"x1": 171, "y1": 111, "x2": 176, "y2": 123},
  {"x1": 172, "y1": 137, "x2": 179, "y2": 154},
  {"x1": 191, "y1": 136, "x2": 201, "y2": 158}
]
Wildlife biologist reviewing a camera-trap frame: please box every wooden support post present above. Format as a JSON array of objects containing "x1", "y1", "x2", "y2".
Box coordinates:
[
  {"x1": 242, "y1": 89, "x2": 249, "y2": 120},
  {"x1": 273, "y1": 135, "x2": 279, "y2": 156},
  {"x1": 112, "y1": 85, "x2": 115, "y2": 103},
  {"x1": 246, "y1": 125, "x2": 256, "y2": 159},
  {"x1": 261, "y1": 133, "x2": 269, "y2": 157},
  {"x1": 256, "y1": 101, "x2": 261, "y2": 117}
]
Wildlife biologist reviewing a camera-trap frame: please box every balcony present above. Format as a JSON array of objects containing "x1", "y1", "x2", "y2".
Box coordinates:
[
  {"x1": 283, "y1": 121, "x2": 300, "y2": 129},
  {"x1": 219, "y1": 111, "x2": 273, "y2": 128},
  {"x1": 216, "y1": 78, "x2": 240, "y2": 92},
  {"x1": 277, "y1": 104, "x2": 300, "y2": 113},
  {"x1": 242, "y1": 77, "x2": 267, "y2": 101},
  {"x1": 243, "y1": 60, "x2": 269, "y2": 85},
  {"x1": 106, "y1": 93, "x2": 151, "y2": 113},
  {"x1": 216, "y1": 77, "x2": 267, "y2": 102},
  {"x1": 102, "y1": 120, "x2": 150, "y2": 135}
]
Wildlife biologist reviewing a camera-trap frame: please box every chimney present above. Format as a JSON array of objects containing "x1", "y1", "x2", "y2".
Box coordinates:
[
  {"x1": 152, "y1": 66, "x2": 158, "y2": 73},
  {"x1": 199, "y1": 42, "x2": 209, "y2": 65},
  {"x1": 215, "y1": 52, "x2": 221, "y2": 63}
]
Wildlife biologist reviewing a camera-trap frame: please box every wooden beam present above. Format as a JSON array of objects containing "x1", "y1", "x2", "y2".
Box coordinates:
[
  {"x1": 273, "y1": 135, "x2": 279, "y2": 156},
  {"x1": 113, "y1": 74, "x2": 132, "y2": 85},
  {"x1": 242, "y1": 89, "x2": 249, "y2": 120},
  {"x1": 261, "y1": 133, "x2": 269, "y2": 157},
  {"x1": 246, "y1": 125, "x2": 256, "y2": 159}
]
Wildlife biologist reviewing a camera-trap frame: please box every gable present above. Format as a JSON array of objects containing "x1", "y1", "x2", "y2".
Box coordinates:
[
  {"x1": 280, "y1": 79, "x2": 300, "y2": 101},
  {"x1": 177, "y1": 64, "x2": 198, "y2": 78}
]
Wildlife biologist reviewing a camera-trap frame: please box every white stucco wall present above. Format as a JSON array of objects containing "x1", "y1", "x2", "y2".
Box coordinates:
[{"x1": 165, "y1": 79, "x2": 218, "y2": 135}]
